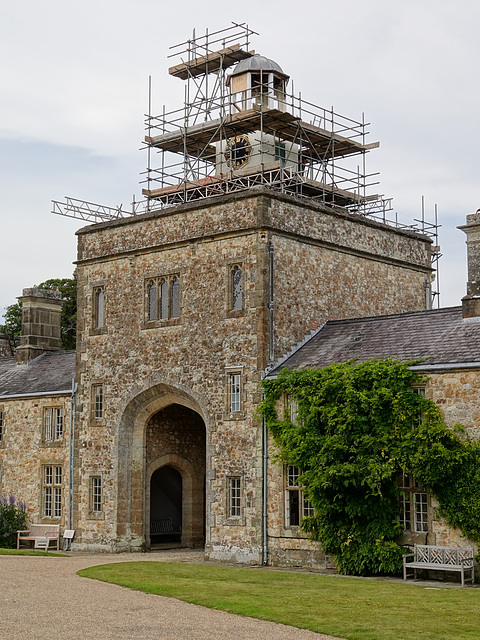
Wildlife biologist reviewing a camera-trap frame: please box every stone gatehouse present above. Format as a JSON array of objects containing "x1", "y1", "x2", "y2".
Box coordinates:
[{"x1": 2, "y1": 35, "x2": 478, "y2": 567}]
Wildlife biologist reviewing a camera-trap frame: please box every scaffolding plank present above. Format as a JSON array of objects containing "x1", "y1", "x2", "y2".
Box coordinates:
[
  {"x1": 146, "y1": 108, "x2": 377, "y2": 161},
  {"x1": 169, "y1": 45, "x2": 255, "y2": 79}
]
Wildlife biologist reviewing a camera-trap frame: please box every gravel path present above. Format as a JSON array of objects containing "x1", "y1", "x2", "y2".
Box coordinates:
[{"x1": 0, "y1": 549, "x2": 345, "y2": 640}]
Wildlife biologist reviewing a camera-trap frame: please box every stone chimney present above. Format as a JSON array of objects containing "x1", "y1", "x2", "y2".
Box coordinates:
[
  {"x1": 459, "y1": 211, "x2": 480, "y2": 318},
  {"x1": 15, "y1": 288, "x2": 65, "y2": 365}
]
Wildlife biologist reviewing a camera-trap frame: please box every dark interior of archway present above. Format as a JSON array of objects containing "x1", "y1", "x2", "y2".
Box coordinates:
[
  {"x1": 150, "y1": 465, "x2": 182, "y2": 543},
  {"x1": 147, "y1": 403, "x2": 207, "y2": 547}
]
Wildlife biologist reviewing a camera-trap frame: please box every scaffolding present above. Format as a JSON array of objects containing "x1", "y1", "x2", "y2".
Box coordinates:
[
  {"x1": 140, "y1": 23, "x2": 387, "y2": 213},
  {"x1": 52, "y1": 22, "x2": 442, "y2": 280}
]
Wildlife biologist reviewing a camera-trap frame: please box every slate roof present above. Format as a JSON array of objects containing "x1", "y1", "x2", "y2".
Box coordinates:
[
  {"x1": 267, "y1": 306, "x2": 480, "y2": 377},
  {"x1": 0, "y1": 351, "x2": 76, "y2": 398}
]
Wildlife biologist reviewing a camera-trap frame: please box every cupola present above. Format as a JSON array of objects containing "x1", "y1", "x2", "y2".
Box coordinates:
[{"x1": 226, "y1": 54, "x2": 289, "y2": 110}]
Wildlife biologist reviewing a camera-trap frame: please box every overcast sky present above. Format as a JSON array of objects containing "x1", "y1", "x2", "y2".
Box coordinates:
[{"x1": 1, "y1": 0, "x2": 478, "y2": 319}]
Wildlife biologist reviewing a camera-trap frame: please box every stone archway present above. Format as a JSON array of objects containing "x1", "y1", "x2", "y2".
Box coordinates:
[{"x1": 116, "y1": 381, "x2": 209, "y2": 552}]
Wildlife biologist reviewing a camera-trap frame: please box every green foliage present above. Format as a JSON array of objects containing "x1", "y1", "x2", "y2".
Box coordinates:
[
  {"x1": 261, "y1": 359, "x2": 480, "y2": 576},
  {"x1": 0, "y1": 277, "x2": 76, "y2": 350},
  {"x1": 0, "y1": 302, "x2": 22, "y2": 336},
  {"x1": 0, "y1": 495, "x2": 27, "y2": 549}
]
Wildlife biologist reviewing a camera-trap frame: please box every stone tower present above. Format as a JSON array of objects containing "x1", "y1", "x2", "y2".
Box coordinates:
[{"x1": 70, "y1": 27, "x2": 433, "y2": 564}]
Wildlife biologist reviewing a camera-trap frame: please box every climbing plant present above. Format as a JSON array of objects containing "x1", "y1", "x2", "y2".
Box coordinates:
[{"x1": 261, "y1": 359, "x2": 480, "y2": 576}]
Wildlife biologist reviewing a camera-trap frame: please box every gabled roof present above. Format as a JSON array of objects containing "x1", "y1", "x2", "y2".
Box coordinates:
[
  {"x1": 0, "y1": 351, "x2": 76, "y2": 399},
  {"x1": 266, "y1": 307, "x2": 480, "y2": 377}
]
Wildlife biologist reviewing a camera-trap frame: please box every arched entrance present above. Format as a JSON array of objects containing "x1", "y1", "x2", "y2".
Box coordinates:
[
  {"x1": 146, "y1": 404, "x2": 206, "y2": 548},
  {"x1": 150, "y1": 465, "x2": 182, "y2": 545},
  {"x1": 117, "y1": 382, "x2": 209, "y2": 552}
]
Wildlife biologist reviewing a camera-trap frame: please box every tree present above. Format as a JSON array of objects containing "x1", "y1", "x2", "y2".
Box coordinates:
[{"x1": 0, "y1": 277, "x2": 77, "y2": 350}]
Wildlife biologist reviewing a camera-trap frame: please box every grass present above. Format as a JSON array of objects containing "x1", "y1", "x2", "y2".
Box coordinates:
[
  {"x1": 78, "y1": 561, "x2": 480, "y2": 640},
  {"x1": 0, "y1": 547, "x2": 67, "y2": 557}
]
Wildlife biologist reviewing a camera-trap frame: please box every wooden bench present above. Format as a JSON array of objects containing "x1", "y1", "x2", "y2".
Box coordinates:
[
  {"x1": 403, "y1": 544, "x2": 475, "y2": 586},
  {"x1": 150, "y1": 517, "x2": 181, "y2": 538},
  {"x1": 17, "y1": 524, "x2": 60, "y2": 551}
]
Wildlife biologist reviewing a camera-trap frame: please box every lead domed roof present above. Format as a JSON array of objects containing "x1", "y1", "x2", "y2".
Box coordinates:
[{"x1": 230, "y1": 54, "x2": 287, "y2": 78}]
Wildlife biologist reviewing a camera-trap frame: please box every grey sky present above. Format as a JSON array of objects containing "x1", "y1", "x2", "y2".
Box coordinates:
[{"x1": 1, "y1": 0, "x2": 478, "y2": 317}]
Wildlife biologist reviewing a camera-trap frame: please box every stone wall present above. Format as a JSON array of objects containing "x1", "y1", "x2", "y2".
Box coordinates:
[
  {"x1": 0, "y1": 395, "x2": 70, "y2": 529},
  {"x1": 73, "y1": 187, "x2": 432, "y2": 561}
]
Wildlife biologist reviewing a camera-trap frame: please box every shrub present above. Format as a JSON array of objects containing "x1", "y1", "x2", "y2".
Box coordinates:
[{"x1": 0, "y1": 495, "x2": 27, "y2": 548}]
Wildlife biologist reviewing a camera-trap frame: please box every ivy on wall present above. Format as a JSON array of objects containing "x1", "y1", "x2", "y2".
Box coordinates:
[{"x1": 261, "y1": 359, "x2": 480, "y2": 576}]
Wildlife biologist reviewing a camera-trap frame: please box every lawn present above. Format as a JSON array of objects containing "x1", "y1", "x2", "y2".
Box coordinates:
[
  {"x1": 78, "y1": 561, "x2": 480, "y2": 640},
  {"x1": 0, "y1": 548, "x2": 67, "y2": 557}
]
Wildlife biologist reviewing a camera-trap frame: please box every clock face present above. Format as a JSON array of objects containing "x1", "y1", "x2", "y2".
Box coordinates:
[{"x1": 225, "y1": 135, "x2": 252, "y2": 169}]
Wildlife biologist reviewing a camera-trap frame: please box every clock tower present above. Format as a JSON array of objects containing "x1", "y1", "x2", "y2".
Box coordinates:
[{"x1": 217, "y1": 55, "x2": 299, "y2": 175}]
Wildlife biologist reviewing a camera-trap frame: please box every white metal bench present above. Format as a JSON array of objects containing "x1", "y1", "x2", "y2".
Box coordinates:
[
  {"x1": 403, "y1": 544, "x2": 475, "y2": 586},
  {"x1": 17, "y1": 524, "x2": 60, "y2": 551}
]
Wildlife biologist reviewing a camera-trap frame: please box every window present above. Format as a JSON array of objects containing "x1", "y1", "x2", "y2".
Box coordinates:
[
  {"x1": 43, "y1": 465, "x2": 62, "y2": 518},
  {"x1": 91, "y1": 476, "x2": 102, "y2": 514},
  {"x1": 398, "y1": 474, "x2": 428, "y2": 533},
  {"x1": 145, "y1": 275, "x2": 181, "y2": 323},
  {"x1": 285, "y1": 465, "x2": 314, "y2": 527},
  {"x1": 274, "y1": 141, "x2": 286, "y2": 166},
  {"x1": 231, "y1": 266, "x2": 242, "y2": 311},
  {"x1": 43, "y1": 408, "x2": 63, "y2": 443},
  {"x1": 229, "y1": 373, "x2": 241, "y2": 413},
  {"x1": 92, "y1": 384, "x2": 104, "y2": 420},
  {"x1": 228, "y1": 477, "x2": 241, "y2": 518},
  {"x1": 93, "y1": 286, "x2": 105, "y2": 329},
  {"x1": 0, "y1": 408, "x2": 3, "y2": 443},
  {"x1": 287, "y1": 396, "x2": 299, "y2": 425}
]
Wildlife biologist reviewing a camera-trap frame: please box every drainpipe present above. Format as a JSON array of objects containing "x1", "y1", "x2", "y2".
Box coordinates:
[
  {"x1": 268, "y1": 241, "x2": 274, "y2": 364},
  {"x1": 67, "y1": 378, "x2": 77, "y2": 551},
  {"x1": 263, "y1": 240, "x2": 274, "y2": 566},
  {"x1": 262, "y1": 402, "x2": 269, "y2": 566}
]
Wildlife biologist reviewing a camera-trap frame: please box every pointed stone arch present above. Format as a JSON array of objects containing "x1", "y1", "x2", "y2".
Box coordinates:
[{"x1": 115, "y1": 376, "x2": 210, "y2": 551}]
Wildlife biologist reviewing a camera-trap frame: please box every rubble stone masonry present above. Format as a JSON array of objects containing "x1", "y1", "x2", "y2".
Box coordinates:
[{"x1": 73, "y1": 187, "x2": 432, "y2": 563}]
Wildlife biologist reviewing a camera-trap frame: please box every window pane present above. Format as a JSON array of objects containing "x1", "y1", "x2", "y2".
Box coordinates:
[
  {"x1": 44, "y1": 408, "x2": 53, "y2": 442},
  {"x1": 0, "y1": 410, "x2": 3, "y2": 442},
  {"x1": 232, "y1": 267, "x2": 242, "y2": 310},
  {"x1": 288, "y1": 489, "x2": 300, "y2": 526},
  {"x1": 303, "y1": 496, "x2": 315, "y2": 518},
  {"x1": 160, "y1": 281, "x2": 169, "y2": 319},
  {"x1": 229, "y1": 477, "x2": 241, "y2": 517},
  {"x1": 171, "y1": 277, "x2": 180, "y2": 318},
  {"x1": 94, "y1": 385, "x2": 103, "y2": 419},
  {"x1": 55, "y1": 409, "x2": 63, "y2": 440},
  {"x1": 54, "y1": 487, "x2": 62, "y2": 517},
  {"x1": 44, "y1": 487, "x2": 52, "y2": 517},
  {"x1": 44, "y1": 465, "x2": 52, "y2": 485},
  {"x1": 95, "y1": 289, "x2": 105, "y2": 328},
  {"x1": 148, "y1": 282, "x2": 157, "y2": 321},
  {"x1": 229, "y1": 374, "x2": 241, "y2": 412},
  {"x1": 287, "y1": 466, "x2": 300, "y2": 487},
  {"x1": 92, "y1": 477, "x2": 102, "y2": 513},
  {"x1": 399, "y1": 493, "x2": 411, "y2": 531},
  {"x1": 414, "y1": 493, "x2": 428, "y2": 532}
]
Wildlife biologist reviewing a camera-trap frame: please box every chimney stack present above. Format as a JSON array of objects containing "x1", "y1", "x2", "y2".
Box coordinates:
[
  {"x1": 459, "y1": 211, "x2": 480, "y2": 318},
  {"x1": 15, "y1": 288, "x2": 64, "y2": 365}
]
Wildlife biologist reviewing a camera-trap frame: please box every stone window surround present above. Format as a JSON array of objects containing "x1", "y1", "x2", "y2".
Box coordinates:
[
  {"x1": 88, "y1": 473, "x2": 104, "y2": 520},
  {"x1": 41, "y1": 462, "x2": 63, "y2": 521},
  {"x1": 224, "y1": 366, "x2": 246, "y2": 421},
  {"x1": 223, "y1": 473, "x2": 245, "y2": 526},
  {"x1": 225, "y1": 258, "x2": 246, "y2": 319},
  {"x1": 142, "y1": 270, "x2": 183, "y2": 329},
  {"x1": 41, "y1": 406, "x2": 64, "y2": 447},
  {"x1": 90, "y1": 382, "x2": 105, "y2": 424},
  {"x1": 91, "y1": 281, "x2": 107, "y2": 336}
]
